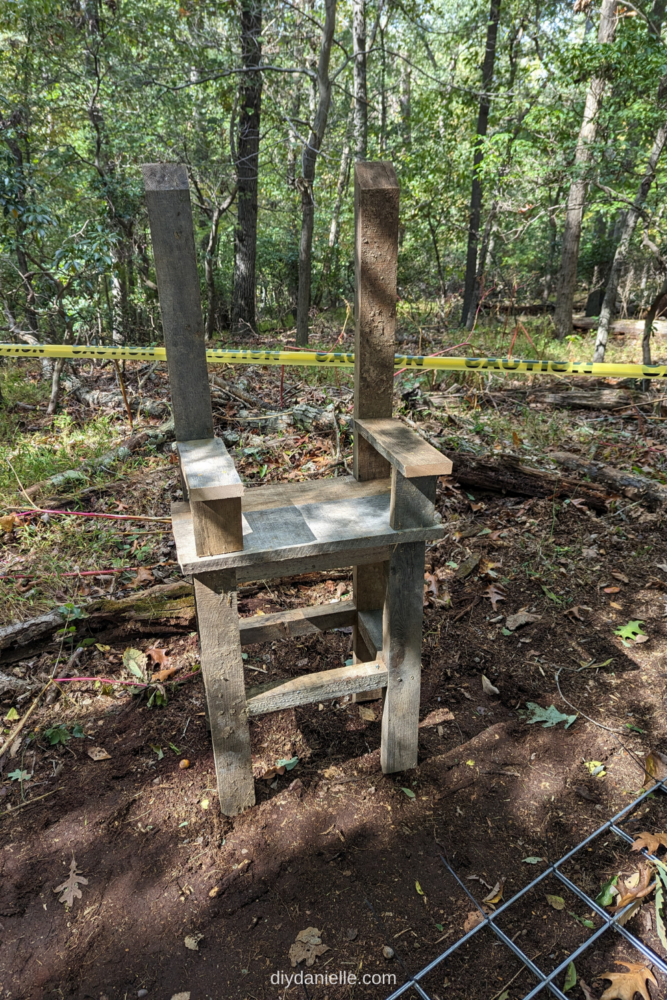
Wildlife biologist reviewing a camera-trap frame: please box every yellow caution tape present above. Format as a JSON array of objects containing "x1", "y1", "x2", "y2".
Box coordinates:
[{"x1": 1, "y1": 342, "x2": 666, "y2": 379}]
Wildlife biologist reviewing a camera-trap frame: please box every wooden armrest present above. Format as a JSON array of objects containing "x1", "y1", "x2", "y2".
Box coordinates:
[
  {"x1": 177, "y1": 438, "x2": 243, "y2": 556},
  {"x1": 177, "y1": 437, "x2": 243, "y2": 500},
  {"x1": 353, "y1": 418, "x2": 452, "y2": 478}
]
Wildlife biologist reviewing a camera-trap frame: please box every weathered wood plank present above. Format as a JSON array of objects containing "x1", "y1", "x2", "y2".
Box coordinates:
[
  {"x1": 355, "y1": 418, "x2": 453, "y2": 478},
  {"x1": 353, "y1": 161, "x2": 399, "y2": 484},
  {"x1": 239, "y1": 600, "x2": 356, "y2": 645},
  {"x1": 357, "y1": 609, "x2": 383, "y2": 658},
  {"x1": 193, "y1": 569, "x2": 254, "y2": 815},
  {"x1": 192, "y1": 497, "x2": 243, "y2": 557},
  {"x1": 171, "y1": 499, "x2": 444, "y2": 575},
  {"x1": 178, "y1": 438, "x2": 243, "y2": 501},
  {"x1": 236, "y1": 546, "x2": 392, "y2": 583},
  {"x1": 352, "y1": 163, "x2": 396, "y2": 677},
  {"x1": 142, "y1": 164, "x2": 213, "y2": 442},
  {"x1": 246, "y1": 660, "x2": 388, "y2": 716},
  {"x1": 381, "y1": 541, "x2": 425, "y2": 773},
  {"x1": 242, "y1": 476, "x2": 390, "y2": 512},
  {"x1": 389, "y1": 471, "x2": 437, "y2": 530}
]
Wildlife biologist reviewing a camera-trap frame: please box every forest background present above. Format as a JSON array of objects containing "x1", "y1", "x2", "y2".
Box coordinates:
[{"x1": 2, "y1": 0, "x2": 667, "y2": 362}]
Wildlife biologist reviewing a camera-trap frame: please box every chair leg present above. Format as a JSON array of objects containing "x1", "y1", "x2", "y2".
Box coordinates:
[
  {"x1": 352, "y1": 561, "x2": 387, "y2": 702},
  {"x1": 380, "y1": 542, "x2": 425, "y2": 773},
  {"x1": 193, "y1": 569, "x2": 255, "y2": 815}
]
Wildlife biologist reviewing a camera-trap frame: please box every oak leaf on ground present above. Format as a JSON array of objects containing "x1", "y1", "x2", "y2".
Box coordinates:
[
  {"x1": 630, "y1": 831, "x2": 667, "y2": 855},
  {"x1": 608, "y1": 866, "x2": 655, "y2": 912},
  {"x1": 288, "y1": 927, "x2": 330, "y2": 967},
  {"x1": 127, "y1": 567, "x2": 155, "y2": 589},
  {"x1": 599, "y1": 961, "x2": 657, "y2": 1000},
  {"x1": 643, "y1": 749, "x2": 667, "y2": 790},
  {"x1": 484, "y1": 583, "x2": 506, "y2": 611},
  {"x1": 54, "y1": 857, "x2": 88, "y2": 908}
]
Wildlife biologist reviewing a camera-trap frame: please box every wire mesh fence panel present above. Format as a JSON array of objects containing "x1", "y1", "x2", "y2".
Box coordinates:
[{"x1": 380, "y1": 780, "x2": 667, "y2": 1000}]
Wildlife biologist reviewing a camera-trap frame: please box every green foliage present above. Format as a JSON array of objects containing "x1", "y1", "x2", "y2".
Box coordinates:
[
  {"x1": 595, "y1": 875, "x2": 619, "y2": 907},
  {"x1": 614, "y1": 620, "x2": 647, "y2": 646}
]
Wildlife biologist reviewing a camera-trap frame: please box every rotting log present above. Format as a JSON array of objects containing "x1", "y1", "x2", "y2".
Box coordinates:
[
  {"x1": 534, "y1": 389, "x2": 654, "y2": 411},
  {"x1": 549, "y1": 451, "x2": 667, "y2": 509}
]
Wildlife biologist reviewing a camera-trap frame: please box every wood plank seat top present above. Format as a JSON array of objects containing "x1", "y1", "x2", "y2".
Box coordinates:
[
  {"x1": 172, "y1": 477, "x2": 444, "y2": 574},
  {"x1": 354, "y1": 418, "x2": 453, "y2": 478}
]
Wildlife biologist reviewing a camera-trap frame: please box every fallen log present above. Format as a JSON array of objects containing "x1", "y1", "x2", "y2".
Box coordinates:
[
  {"x1": 572, "y1": 317, "x2": 667, "y2": 336},
  {"x1": 534, "y1": 389, "x2": 653, "y2": 411},
  {"x1": 549, "y1": 452, "x2": 667, "y2": 509},
  {"x1": 443, "y1": 451, "x2": 611, "y2": 511},
  {"x1": 0, "y1": 581, "x2": 194, "y2": 662}
]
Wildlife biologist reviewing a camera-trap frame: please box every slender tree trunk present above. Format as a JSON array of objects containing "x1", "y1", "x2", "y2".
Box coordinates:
[
  {"x1": 461, "y1": 0, "x2": 501, "y2": 327},
  {"x1": 642, "y1": 278, "x2": 667, "y2": 364},
  {"x1": 205, "y1": 206, "x2": 222, "y2": 340},
  {"x1": 593, "y1": 130, "x2": 667, "y2": 359},
  {"x1": 400, "y1": 58, "x2": 411, "y2": 147},
  {"x1": 552, "y1": 0, "x2": 617, "y2": 341},
  {"x1": 466, "y1": 200, "x2": 498, "y2": 329},
  {"x1": 296, "y1": 0, "x2": 337, "y2": 347},
  {"x1": 352, "y1": 0, "x2": 367, "y2": 160},
  {"x1": 317, "y1": 131, "x2": 351, "y2": 304},
  {"x1": 232, "y1": 0, "x2": 262, "y2": 337}
]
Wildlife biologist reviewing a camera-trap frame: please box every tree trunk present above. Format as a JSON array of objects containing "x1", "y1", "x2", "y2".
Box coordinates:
[
  {"x1": 295, "y1": 0, "x2": 337, "y2": 347},
  {"x1": 593, "y1": 124, "x2": 667, "y2": 359},
  {"x1": 352, "y1": 0, "x2": 367, "y2": 161},
  {"x1": 317, "y1": 132, "x2": 351, "y2": 305},
  {"x1": 552, "y1": 0, "x2": 618, "y2": 341},
  {"x1": 460, "y1": 0, "x2": 502, "y2": 327},
  {"x1": 642, "y1": 278, "x2": 667, "y2": 364},
  {"x1": 232, "y1": 0, "x2": 262, "y2": 337},
  {"x1": 466, "y1": 200, "x2": 498, "y2": 329},
  {"x1": 205, "y1": 206, "x2": 222, "y2": 340}
]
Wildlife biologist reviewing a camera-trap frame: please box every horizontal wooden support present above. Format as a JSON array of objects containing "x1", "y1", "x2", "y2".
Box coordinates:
[
  {"x1": 178, "y1": 438, "x2": 244, "y2": 501},
  {"x1": 235, "y1": 545, "x2": 393, "y2": 583},
  {"x1": 354, "y1": 418, "x2": 453, "y2": 478},
  {"x1": 171, "y1": 496, "x2": 444, "y2": 576},
  {"x1": 357, "y1": 609, "x2": 383, "y2": 658},
  {"x1": 246, "y1": 660, "x2": 388, "y2": 716},
  {"x1": 239, "y1": 600, "x2": 356, "y2": 644}
]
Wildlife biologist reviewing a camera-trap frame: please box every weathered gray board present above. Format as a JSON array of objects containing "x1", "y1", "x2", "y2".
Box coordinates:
[{"x1": 172, "y1": 496, "x2": 444, "y2": 575}]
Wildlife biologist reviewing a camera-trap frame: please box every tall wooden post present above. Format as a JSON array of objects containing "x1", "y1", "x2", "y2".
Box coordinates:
[
  {"x1": 141, "y1": 163, "x2": 213, "y2": 442},
  {"x1": 353, "y1": 162, "x2": 399, "y2": 668},
  {"x1": 143, "y1": 164, "x2": 254, "y2": 815}
]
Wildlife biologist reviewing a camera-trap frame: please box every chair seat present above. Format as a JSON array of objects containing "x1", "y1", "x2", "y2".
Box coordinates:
[{"x1": 171, "y1": 475, "x2": 444, "y2": 576}]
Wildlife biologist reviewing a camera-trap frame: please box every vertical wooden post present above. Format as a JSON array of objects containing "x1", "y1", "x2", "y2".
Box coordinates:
[
  {"x1": 381, "y1": 541, "x2": 424, "y2": 773},
  {"x1": 353, "y1": 162, "x2": 399, "y2": 674},
  {"x1": 353, "y1": 161, "x2": 399, "y2": 481},
  {"x1": 194, "y1": 570, "x2": 255, "y2": 815},
  {"x1": 141, "y1": 163, "x2": 213, "y2": 443}
]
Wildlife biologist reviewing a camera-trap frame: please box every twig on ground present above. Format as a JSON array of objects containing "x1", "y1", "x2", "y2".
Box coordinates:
[
  {"x1": 113, "y1": 360, "x2": 134, "y2": 429},
  {"x1": 6, "y1": 457, "x2": 38, "y2": 509},
  {"x1": 0, "y1": 679, "x2": 52, "y2": 759},
  {"x1": 0, "y1": 786, "x2": 61, "y2": 819}
]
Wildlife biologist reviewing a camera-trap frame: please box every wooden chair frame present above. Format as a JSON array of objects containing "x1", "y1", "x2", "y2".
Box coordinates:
[{"x1": 142, "y1": 161, "x2": 451, "y2": 815}]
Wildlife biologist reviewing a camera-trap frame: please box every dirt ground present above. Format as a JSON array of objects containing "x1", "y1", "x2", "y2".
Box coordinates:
[{"x1": 3, "y1": 347, "x2": 667, "y2": 1000}]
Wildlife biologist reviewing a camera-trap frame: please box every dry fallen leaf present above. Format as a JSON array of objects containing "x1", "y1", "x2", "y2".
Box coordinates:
[
  {"x1": 358, "y1": 705, "x2": 376, "y2": 722},
  {"x1": 603, "y1": 586, "x2": 621, "y2": 594},
  {"x1": 463, "y1": 910, "x2": 485, "y2": 933},
  {"x1": 484, "y1": 583, "x2": 506, "y2": 611},
  {"x1": 598, "y1": 961, "x2": 657, "y2": 1000},
  {"x1": 630, "y1": 831, "x2": 667, "y2": 855},
  {"x1": 184, "y1": 933, "x2": 203, "y2": 951},
  {"x1": 482, "y1": 675, "x2": 499, "y2": 696},
  {"x1": 54, "y1": 857, "x2": 88, "y2": 908},
  {"x1": 87, "y1": 746, "x2": 111, "y2": 761},
  {"x1": 642, "y1": 749, "x2": 667, "y2": 790},
  {"x1": 564, "y1": 605, "x2": 591, "y2": 621},
  {"x1": 289, "y1": 927, "x2": 330, "y2": 967},
  {"x1": 0, "y1": 513, "x2": 18, "y2": 533},
  {"x1": 127, "y1": 567, "x2": 155, "y2": 589},
  {"x1": 611, "y1": 571, "x2": 629, "y2": 583},
  {"x1": 504, "y1": 611, "x2": 541, "y2": 630},
  {"x1": 608, "y1": 866, "x2": 655, "y2": 912},
  {"x1": 424, "y1": 572, "x2": 439, "y2": 601},
  {"x1": 546, "y1": 894, "x2": 565, "y2": 911},
  {"x1": 483, "y1": 880, "x2": 504, "y2": 905},
  {"x1": 418, "y1": 707, "x2": 455, "y2": 728}
]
